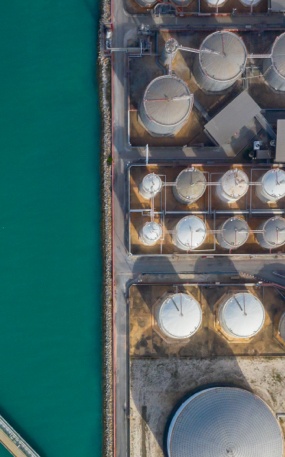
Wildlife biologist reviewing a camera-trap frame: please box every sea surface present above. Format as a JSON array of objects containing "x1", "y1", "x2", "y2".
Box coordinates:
[{"x1": 0, "y1": 2, "x2": 102, "y2": 456}]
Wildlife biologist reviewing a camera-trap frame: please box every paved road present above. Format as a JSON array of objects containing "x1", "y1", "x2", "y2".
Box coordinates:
[{"x1": 109, "y1": 5, "x2": 285, "y2": 457}]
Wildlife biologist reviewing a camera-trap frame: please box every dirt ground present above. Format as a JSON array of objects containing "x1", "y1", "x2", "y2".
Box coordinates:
[{"x1": 130, "y1": 357, "x2": 285, "y2": 457}]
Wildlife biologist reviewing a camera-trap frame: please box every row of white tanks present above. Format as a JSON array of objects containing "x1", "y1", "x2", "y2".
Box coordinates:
[
  {"x1": 139, "y1": 32, "x2": 285, "y2": 136},
  {"x1": 156, "y1": 291, "x2": 285, "y2": 341}
]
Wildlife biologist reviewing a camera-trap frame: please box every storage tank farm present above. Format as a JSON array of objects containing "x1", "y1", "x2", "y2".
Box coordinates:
[
  {"x1": 156, "y1": 293, "x2": 202, "y2": 340},
  {"x1": 218, "y1": 292, "x2": 265, "y2": 339},
  {"x1": 173, "y1": 216, "x2": 207, "y2": 251},
  {"x1": 167, "y1": 387, "x2": 284, "y2": 457},
  {"x1": 257, "y1": 216, "x2": 285, "y2": 249},
  {"x1": 264, "y1": 33, "x2": 285, "y2": 91},
  {"x1": 217, "y1": 169, "x2": 249, "y2": 203},
  {"x1": 139, "y1": 221, "x2": 163, "y2": 246},
  {"x1": 139, "y1": 173, "x2": 162, "y2": 200},
  {"x1": 193, "y1": 31, "x2": 247, "y2": 92},
  {"x1": 256, "y1": 168, "x2": 285, "y2": 203},
  {"x1": 217, "y1": 217, "x2": 250, "y2": 249},
  {"x1": 173, "y1": 168, "x2": 207, "y2": 204},
  {"x1": 139, "y1": 75, "x2": 193, "y2": 136}
]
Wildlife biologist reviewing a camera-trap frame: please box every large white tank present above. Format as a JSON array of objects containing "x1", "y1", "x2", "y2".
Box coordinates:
[
  {"x1": 257, "y1": 216, "x2": 285, "y2": 250},
  {"x1": 139, "y1": 173, "x2": 162, "y2": 200},
  {"x1": 193, "y1": 31, "x2": 247, "y2": 92},
  {"x1": 279, "y1": 312, "x2": 285, "y2": 343},
  {"x1": 217, "y1": 217, "x2": 249, "y2": 249},
  {"x1": 264, "y1": 33, "x2": 285, "y2": 92},
  {"x1": 218, "y1": 292, "x2": 265, "y2": 339},
  {"x1": 156, "y1": 292, "x2": 202, "y2": 339},
  {"x1": 173, "y1": 168, "x2": 207, "y2": 204},
  {"x1": 217, "y1": 169, "x2": 249, "y2": 203},
  {"x1": 173, "y1": 216, "x2": 206, "y2": 251},
  {"x1": 139, "y1": 75, "x2": 193, "y2": 137},
  {"x1": 256, "y1": 168, "x2": 285, "y2": 203},
  {"x1": 139, "y1": 221, "x2": 162, "y2": 246}
]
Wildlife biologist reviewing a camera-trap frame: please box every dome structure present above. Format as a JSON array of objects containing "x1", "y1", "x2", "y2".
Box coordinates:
[
  {"x1": 173, "y1": 216, "x2": 206, "y2": 251},
  {"x1": 156, "y1": 293, "x2": 202, "y2": 339},
  {"x1": 167, "y1": 387, "x2": 283, "y2": 457},
  {"x1": 193, "y1": 31, "x2": 247, "y2": 92},
  {"x1": 217, "y1": 169, "x2": 249, "y2": 203},
  {"x1": 279, "y1": 312, "x2": 285, "y2": 342},
  {"x1": 217, "y1": 217, "x2": 249, "y2": 249},
  {"x1": 257, "y1": 216, "x2": 285, "y2": 250},
  {"x1": 256, "y1": 168, "x2": 285, "y2": 203},
  {"x1": 139, "y1": 221, "x2": 162, "y2": 246},
  {"x1": 218, "y1": 292, "x2": 265, "y2": 339},
  {"x1": 173, "y1": 168, "x2": 207, "y2": 204},
  {"x1": 139, "y1": 75, "x2": 193, "y2": 137},
  {"x1": 139, "y1": 173, "x2": 162, "y2": 200},
  {"x1": 264, "y1": 33, "x2": 285, "y2": 92}
]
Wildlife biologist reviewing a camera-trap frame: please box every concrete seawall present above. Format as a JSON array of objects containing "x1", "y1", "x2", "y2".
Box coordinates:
[{"x1": 0, "y1": 416, "x2": 40, "y2": 457}]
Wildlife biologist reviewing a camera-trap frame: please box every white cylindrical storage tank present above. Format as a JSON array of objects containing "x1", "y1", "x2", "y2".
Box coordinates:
[
  {"x1": 218, "y1": 292, "x2": 265, "y2": 339},
  {"x1": 139, "y1": 173, "x2": 162, "y2": 200},
  {"x1": 139, "y1": 75, "x2": 193, "y2": 137},
  {"x1": 239, "y1": 0, "x2": 261, "y2": 7},
  {"x1": 139, "y1": 221, "x2": 162, "y2": 246},
  {"x1": 257, "y1": 216, "x2": 285, "y2": 250},
  {"x1": 193, "y1": 31, "x2": 247, "y2": 92},
  {"x1": 160, "y1": 38, "x2": 179, "y2": 67},
  {"x1": 173, "y1": 168, "x2": 207, "y2": 204},
  {"x1": 167, "y1": 387, "x2": 284, "y2": 457},
  {"x1": 173, "y1": 216, "x2": 206, "y2": 251},
  {"x1": 156, "y1": 293, "x2": 202, "y2": 339},
  {"x1": 264, "y1": 33, "x2": 285, "y2": 92},
  {"x1": 217, "y1": 169, "x2": 249, "y2": 203},
  {"x1": 206, "y1": 0, "x2": 227, "y2": 7},
  {"x1": 217, "y1": 217, "x2": 249, "y2": 249},
  {"x1": 279, "y1": 312, "x2": 285, "y2": 342},
  {"x1": 256, "y1": 168, "x2": 285, "y2": 203}
]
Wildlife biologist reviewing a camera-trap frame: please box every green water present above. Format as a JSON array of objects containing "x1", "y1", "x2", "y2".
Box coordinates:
[{"x1": 0, "y1": 2, "x2": 102, "y2": 456}]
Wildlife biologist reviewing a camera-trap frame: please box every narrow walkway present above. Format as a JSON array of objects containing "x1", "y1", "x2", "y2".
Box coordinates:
[{"x1": 0, "y1": 416, "x2": 40, "y2": 457}]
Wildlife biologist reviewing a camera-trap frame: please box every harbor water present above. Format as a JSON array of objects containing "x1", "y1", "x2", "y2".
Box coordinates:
[{"x1": 0, "y1": 1, "x2": 102, "y2": 456}]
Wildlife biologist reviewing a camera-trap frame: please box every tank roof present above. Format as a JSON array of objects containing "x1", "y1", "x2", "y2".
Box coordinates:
[
  {"x1": 175, "y1": 168, "x2": 206, "y2": 203},
  {"x1": 220, "y1": 169, "x2": 249, "y2": 199},
  {"x1": 239, "y1": 0, "x2": 261, "y2": 6},
  {"x1": 141, "y1": 173, "x2": 162, "y2": 195},
  {"x1": 175, "y1": 216, "x2": 206, "y2": 250},
  {"x1": 271, "y1": 33, "x2": 285, "y2": 79},
  {"x1": 279, "y1": 312, "x2": 285, "y2": 342},
  {"x1": 141, "y1": 221, "x2": 162, "y2": 243},
  {"x1": 206, "y1": 0, "x2": 226, "y2": 5},
  {"x1": 260, "y1": 168, "x2": 285, "y2": 200},
  {"x1": 158, "y1": 293, "x2": 202, "y2": 339},
  {"x1": 167, "y1": 387, "x2": 283, "y2": 457},
  {"x1": 261, "y1": 216, "x2": 285, "y2": 247},
  {"x1": 220, "y1": 292, "x2": 265, "y2": 338},
  {"x1": 219, "y1": 217, "x2": 249, "y2": 248},
  {"x1": 199, "y1": 31, "x2": 247, "y2": 82},
  {"x1": 143, "y1": 75, "x2": 193, "y2": 127}
]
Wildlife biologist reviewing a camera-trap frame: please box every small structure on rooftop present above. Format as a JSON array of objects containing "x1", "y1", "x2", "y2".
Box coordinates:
[
  {"x1": 217, "y1": 169, "x2": 249, "y2": 203},
  {"x1": 139, "y1": 173, "x2": 162, "y2": 200},
  {"x1": 139, "y1": 75, "x2": 193, "y2": 137},
  {"x1": 173, "y1": 216, "x2": 206, "y2": 251},
  {"x1": 256, "y1": 216, "x2": 285, "y2": 249},
  {"x1": 256, "y1": 168, "x2": 285, "y2": 203},
  {"x1": 156, "y1": 292, "x2": 202, "y2": 340},
  {"x1": 173, "y1": 168, "x2": 207, "y2": 204},
  {"x1": 139, "y1": 221, "x2": 162, "y2": 246},
  {"x1": 217, "y1": 217, "x2": 249, "y2": 249},
  {"x1": 264, "y1": 33, "x2": 285, "y2": 92},
  {"x1": 218, "y1": 292, "x2": 265, "y2": 339}
]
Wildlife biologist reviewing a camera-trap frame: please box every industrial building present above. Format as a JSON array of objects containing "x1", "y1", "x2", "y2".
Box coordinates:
[{"x1": 167, "y1": 388, "x2": 283, "y2": 457}]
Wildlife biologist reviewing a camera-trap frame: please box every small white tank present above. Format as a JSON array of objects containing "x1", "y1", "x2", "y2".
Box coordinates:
[
  {"x1": 217, "y1": 169, "x2": 249, "y2": 203},
  {"x1": 218, "y1": 292, "x2": 265, "y2": 339},
  {"x1": 139, "y1": 173, "x2": 162, "y2": 200},
  {"x1": 173, "y1": 216, "x2": 206, "y2": 251},
  {"x1": 279, "y1": 313, "x2": 285, "y2": 342},
  {"x1": 217, "y1": 217, "x2": 249, "y2": 250},
  {"x1": 156, "y1": 293, "x2": 202, "y2": 339},
  {"x1": 139, "y1": 221, "x2": 162, "y2": 246},
  {"x1": 160, "y1": 38, "x2": 179, "y2": 67},
  {"x1": 256, "y1": 168, "x2": 285, "y2": 203},
  {"x1": 257, "y1": 216, "x2": 285, "y2": 250},
  {"x1": 173, "y1": 168, "x2": 207, "y2": 204}
]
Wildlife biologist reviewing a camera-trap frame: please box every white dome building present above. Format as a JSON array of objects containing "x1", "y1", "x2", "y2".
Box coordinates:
[
  {"x1": 218, "y1": 292, "x2": 265, "y2": 339},
  {"x1": 173, "y1": 168, "x2": 207, "y2": 205},
  {"x1": 256, "y1": 168, "x2": 285, "y2": 203},
  {"x1": 257, "y1": 217, "x2": 285, "y2": 250},
  {"x1": 139, "y1": 221, "x2": 162, "y2": 246},
  {"x1": 217, "y1": 169, "x2": 249, "y2": 203},
  {"x1": 279, "y1": 312, "x2": 285, "y2": 342},
  {"x1": 139, "y1": 173, "x2": 162, "y2": 200},
  {"x1": 156, "y1": 293, "x2": 202, "y2": 339},
  {"x1": 173, "y1": 216, "x2": 206, "y2": 251},
  {"x1": 167, "y1": 387, "x2": 283, "y2": 457},
  {"x1": 217, "y1": 217, "x2": 249, "y2": 249}
]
